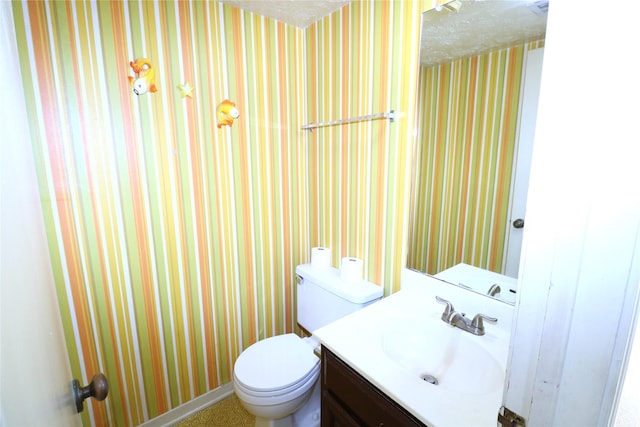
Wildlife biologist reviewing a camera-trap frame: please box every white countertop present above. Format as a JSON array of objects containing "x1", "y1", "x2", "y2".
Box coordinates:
[{"x1": 313, "y1": 269, "x2": 514, "y2": 427}]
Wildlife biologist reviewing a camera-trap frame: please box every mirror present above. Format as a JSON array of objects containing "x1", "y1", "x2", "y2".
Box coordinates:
[{"x1": 407, "y1": 0, "x2": 548, "y2": 304}]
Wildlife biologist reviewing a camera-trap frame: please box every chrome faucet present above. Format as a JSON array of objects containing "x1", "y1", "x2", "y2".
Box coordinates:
[
  {"x1": 435, "y1": 296, "x2": 497, "y2": 336},
  {"x1": 487, "y1": 284, "x2": 501, "y2": 296}
]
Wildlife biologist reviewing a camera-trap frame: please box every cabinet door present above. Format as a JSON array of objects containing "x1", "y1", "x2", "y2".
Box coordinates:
[
  {"x1": 322, "y1": 346, "x2": 426, "y2": 427},
  {"x1": 321, "y1": 390, "x2": 362, "y2": 427}
]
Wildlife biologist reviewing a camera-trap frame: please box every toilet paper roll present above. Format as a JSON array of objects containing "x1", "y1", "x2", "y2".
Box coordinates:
[
  {"x1": 340, "y1": 257, "x2": 364, "y2": 284},
  {"x1": 311, "y1": 247, "x2": 332, "y2": 269}
]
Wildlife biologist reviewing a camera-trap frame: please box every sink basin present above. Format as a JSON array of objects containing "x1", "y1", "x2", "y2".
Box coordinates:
[
  {"x1": 381, "y1": 318, "x2": 504, "y2": 395},
  {"x1": 314, "y1": 271, "x2": 515, "y2": 426}
]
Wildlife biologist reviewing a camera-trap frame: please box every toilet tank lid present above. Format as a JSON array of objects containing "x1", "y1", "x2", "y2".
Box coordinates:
[{"x1": 296, "y1": 264, "x2": 383, "y2": 303}]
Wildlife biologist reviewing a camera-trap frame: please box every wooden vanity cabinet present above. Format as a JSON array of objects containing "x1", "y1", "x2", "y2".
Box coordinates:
[{"x1": 321, "y1": 346, "x2": 427, "y2": 427}]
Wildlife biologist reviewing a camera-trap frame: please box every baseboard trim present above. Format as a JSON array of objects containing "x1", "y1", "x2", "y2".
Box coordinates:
[{"x1": 139, "y1": 382, "x2": 235, "y2": 427}]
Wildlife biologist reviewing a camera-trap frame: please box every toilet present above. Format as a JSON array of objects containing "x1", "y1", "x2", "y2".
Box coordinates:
[{"x1": 233, "y1": 263, "x2": 383, "y2": 427}]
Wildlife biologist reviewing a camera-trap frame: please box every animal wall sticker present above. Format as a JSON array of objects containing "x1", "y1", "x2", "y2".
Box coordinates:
[
  {"x1": 216, "y1": 99, "x2": 239, "y2": 128},
  {"x1": 128, "y1": 58, "x2": 157, "y2": 96}
]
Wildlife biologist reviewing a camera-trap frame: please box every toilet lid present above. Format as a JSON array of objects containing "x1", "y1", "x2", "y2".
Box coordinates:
[{"x1": 234, "y1": 333, "x2": 320, "y2": 392}]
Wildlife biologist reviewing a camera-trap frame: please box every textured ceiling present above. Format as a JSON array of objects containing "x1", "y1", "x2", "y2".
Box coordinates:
[
  {"x1": 218, "y1": 0, "x2": 351, "y2": 28},
  {"x1": 422, "y1": 0, "x2": 548, "y2": 66},
  {"x1": 219, "y1": 0, "x2": 548, "y2": 66}
]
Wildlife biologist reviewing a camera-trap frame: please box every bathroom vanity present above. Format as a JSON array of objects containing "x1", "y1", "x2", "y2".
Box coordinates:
[
  {"x1": 321, "y1": 346, "x2": 425, "y2": 426},
  {"x1": 313, "y1": 268, "x2": 514, "y2": 426}
]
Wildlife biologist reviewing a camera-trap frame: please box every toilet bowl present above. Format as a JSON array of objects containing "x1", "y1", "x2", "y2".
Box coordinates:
[
  {"x1": 233, "y1": 264, "x2": 383, "y2": 427},
  {"x1": 233, "y1": 334, "x2": 321, "y2": 427}
]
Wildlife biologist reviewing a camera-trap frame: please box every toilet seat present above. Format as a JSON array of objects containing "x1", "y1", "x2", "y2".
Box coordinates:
[
  {"x1": 234, "y1": 333, "x2": 320, "y2": 395},
  {"x1": 233, "y1": 364, "x2": 319, "y2": 407},
  {"x1": 234, "y1": 364, "x2": 319, "y2": 399}
]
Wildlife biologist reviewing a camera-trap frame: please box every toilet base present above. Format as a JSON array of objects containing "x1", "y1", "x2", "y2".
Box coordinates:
[
  {"x1": 253, "y1": 380, "x2": 320, "y2": 427},
  {"x1": 255, "y1": 416, "x2": 293, "y2": 427}
]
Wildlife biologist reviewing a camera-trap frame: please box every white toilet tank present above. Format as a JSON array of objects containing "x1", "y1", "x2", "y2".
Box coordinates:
[{"x1": 296, "y1": 264, "x2": 383, "y2": 332}]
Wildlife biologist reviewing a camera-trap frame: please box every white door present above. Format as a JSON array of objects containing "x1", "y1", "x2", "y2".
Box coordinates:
[
  {"x1": 502, "y1": 2, "x2": 640, "y2": 425},
  {"x1": 503, "y1": 48, "x2": 544, "y2": 278},
  {"x1": 0, "y1": 3, "x2": 82, "y2": 425}
]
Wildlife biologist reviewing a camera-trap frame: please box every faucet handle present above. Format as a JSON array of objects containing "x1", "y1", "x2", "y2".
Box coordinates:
[
  {"x1": 435, "y1": 296, "x2": 455, "y2": 321},
  {"x1": 487, "y1": 284, "x2": 501, "y2": 296},
  {"x1": 471, "y1": 313, "x2": 498, "y2": 334}
]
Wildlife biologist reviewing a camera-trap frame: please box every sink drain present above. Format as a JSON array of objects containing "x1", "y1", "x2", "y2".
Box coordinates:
[{"x1": 420, "y1": 374, "x2": 438, "y2": 385}]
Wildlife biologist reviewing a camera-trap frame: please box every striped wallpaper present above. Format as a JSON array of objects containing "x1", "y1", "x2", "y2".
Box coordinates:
[
  {"x1": 407, "y1": 40, "x2": 545, "y2": 275},
  {"x1": 12, "y1": 1, "x2": 307, "y2": 425},
  {"x1": 11, "y1": 0, "x2": 430, "y2": 426},
  {"x1": 306, "y1": 0, "x2": 428, "y2": 295}
]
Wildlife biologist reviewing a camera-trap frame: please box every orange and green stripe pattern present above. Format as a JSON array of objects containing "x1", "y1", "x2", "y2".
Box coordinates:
[
  {"x1": 11, "y1": 0, "x2": 429, "y2": 425},
  {"x1": 408, "y1": 41, "x2": 545, "y2": 275},
  {"x1": 12, "y1": 1, "x2": 308, "y2": 425},
  {"x1": 306, "y1": 0, "x2": 427, "y2": 295}
]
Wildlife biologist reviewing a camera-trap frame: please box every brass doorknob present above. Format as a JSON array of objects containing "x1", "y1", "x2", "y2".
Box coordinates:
[{"x1": 72, "y1": 373, "x2": 109, "y2": 413}]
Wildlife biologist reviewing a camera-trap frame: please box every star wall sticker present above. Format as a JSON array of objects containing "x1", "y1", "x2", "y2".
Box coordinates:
[{"x1": 178, "y1": 82, "x2": 194, "y2": 98}]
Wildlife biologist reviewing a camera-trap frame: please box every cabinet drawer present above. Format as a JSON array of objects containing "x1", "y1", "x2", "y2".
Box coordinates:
[{"x1": 321, "y1": 346, "x2": 426, "y2": 427}]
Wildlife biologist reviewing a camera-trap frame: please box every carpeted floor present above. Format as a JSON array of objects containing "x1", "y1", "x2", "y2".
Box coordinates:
[{"x1": 173, "y1": 394, "x2": 255, "y2": 426}]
